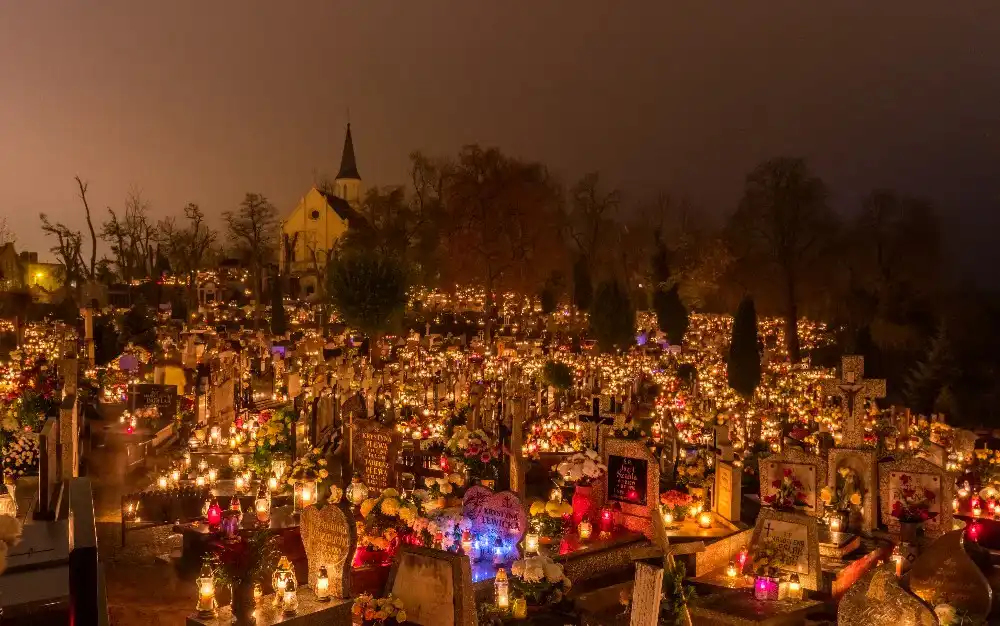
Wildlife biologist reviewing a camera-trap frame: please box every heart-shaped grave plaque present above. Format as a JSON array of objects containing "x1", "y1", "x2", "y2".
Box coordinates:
[{"x1": 462, "y1": 486, "x2": 527, "y2": 552}]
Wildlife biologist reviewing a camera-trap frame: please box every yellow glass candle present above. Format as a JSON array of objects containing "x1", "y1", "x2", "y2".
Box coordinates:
[{"x1": 512, "y1": 597, "x2": 527, "y2": 619}]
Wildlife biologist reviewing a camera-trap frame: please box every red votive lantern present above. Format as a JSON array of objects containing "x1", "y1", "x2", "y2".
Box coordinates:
[
  {"x1": 969, "y1": 522, "x2": 981, "y2": 543},
  {"x1": 440, "y1": 454, "x2": 450, "y2": 472},
  {"x1": 206, "y1": 497, "x2": 223, "y2": 528}
]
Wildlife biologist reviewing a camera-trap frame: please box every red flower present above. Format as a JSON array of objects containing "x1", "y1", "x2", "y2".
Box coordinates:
[
  {"x1": 480, "y1": 452, "x2": 492, "y2": 463},
  {"x1": 783, "y1": 468, "x2": 793, "y2": 477},
  {"x1": 771, "y1": 480, "x2": 781, "y2": 488},
  {"x1": 899, "y1": 474, "x2": 911, "y2": 485}
]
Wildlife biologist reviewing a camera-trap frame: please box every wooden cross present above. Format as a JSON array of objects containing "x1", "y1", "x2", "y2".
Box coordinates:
[
  {"x1": 821, "y1": 355, "x2": 886, "y2": 448},
  {"x1": 764, "y1": 520, "x2": 774, "y2": 537}
]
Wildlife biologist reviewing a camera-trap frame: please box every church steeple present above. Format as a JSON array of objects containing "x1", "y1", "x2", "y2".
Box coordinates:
[
  {"x1": 334, "y1": 123, "x2": 361, "y2": 207},
  {"x1": 336, "y1": 123, "x2": 361, "y2": 181}
]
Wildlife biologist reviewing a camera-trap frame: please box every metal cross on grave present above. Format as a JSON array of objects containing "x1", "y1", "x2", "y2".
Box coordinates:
[
  {"x1": 821, "y1": 355, "x2": 886, "y2": 448},
  {"x1": 763, "y1": 521, "x2": 775, "y2": 538}
]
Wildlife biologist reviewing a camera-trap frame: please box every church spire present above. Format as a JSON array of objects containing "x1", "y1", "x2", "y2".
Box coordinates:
[{"x1": 335, "y1": 123, "x2": 361, "y2": 181}]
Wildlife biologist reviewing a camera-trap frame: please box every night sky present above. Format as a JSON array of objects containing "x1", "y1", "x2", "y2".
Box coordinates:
[{"x1": 2, "y1": 1, "x2": 998, "y2": 282}]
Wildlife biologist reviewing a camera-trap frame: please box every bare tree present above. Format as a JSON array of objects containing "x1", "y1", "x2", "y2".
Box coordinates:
[
  {"x1": 159, "y1": 203, "x2": 218, "y2": 308},
  {"x1": 566, "y1": 172, "x2": 621, "y2": 280},
  {"x1": 100, "y1": 207, "x2": 131, "y2": 282},
  {"x1": 75, "y1": 176, "x2": 97, "y2": 280},
  {"x1": 224, "y1": 193, "x2": 278, "y2": 327},
  {"x1": 39, "y1": 214, "x2": 84, "y2": 295}
]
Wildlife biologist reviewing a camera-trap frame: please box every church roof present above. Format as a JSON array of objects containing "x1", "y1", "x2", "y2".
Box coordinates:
[
  {"x1": 335, "y1": 123, "x2": 361, "y2": 181},
  {"x1": 317, "y1": 188, "x2": 366, "y2": 226}
]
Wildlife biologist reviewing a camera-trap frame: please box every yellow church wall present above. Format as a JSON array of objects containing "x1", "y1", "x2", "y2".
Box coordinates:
[{"x1": 282, "y1": 188, "x2": 349, "y2": 273}]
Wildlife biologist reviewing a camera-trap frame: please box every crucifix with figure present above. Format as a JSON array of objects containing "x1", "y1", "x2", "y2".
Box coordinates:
[{"x1": 821, "y1": 355, "x2": 886, "y2": 448}]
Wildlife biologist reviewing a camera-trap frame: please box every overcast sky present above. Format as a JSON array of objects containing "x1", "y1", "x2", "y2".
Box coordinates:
[{"x1": 2, "y1": 1, "x2": 998, "y2": 281}]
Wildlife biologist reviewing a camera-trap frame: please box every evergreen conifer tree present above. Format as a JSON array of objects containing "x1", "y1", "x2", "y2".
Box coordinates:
[
  {"x1": 589, "y1": 279, "x2": 635, "y2": 353},
  {"x1": 270, "y1": 277, "x2": 287, "y2": 336},
  {"x1": 728, "y1": 296, "x2": 761, "y2": 399}
]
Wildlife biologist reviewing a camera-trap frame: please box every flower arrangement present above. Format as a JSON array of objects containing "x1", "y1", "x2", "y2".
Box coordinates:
[
  {"x1": 833, "y1": 467, "x2": 864, "y2": 512},
  {"x1": 659, "y1": 490, "x2": 693, "y2": 520},
  {"x1": 358, "y1": 488, "x2": 417, "y2": 551},
  {"x1": 444, "y1": 426, "x2": 500, "y2": 482},
  {"x1": 674, "y1": 453, "x2": 707, "y2": 488},
  {"x1": 1, "y1": 433, "x2": 38, "y2": 478},
  {"x1": 891, "y1": 473, "x2": 937, "y2": 523},
  {"x1": 286, "y1": 447, "x2": 330, "y2": 486},
  {"x1": 555, "y1": 450, "x2": 607, "y2": 487},
  {"x1": 421, "y1": 472, "x2": 466, "y2": 509},
  {"x1": 406, "y1": 508, "x2": 471, "y2": 551},
  {"x1": 608, "y1": 424, "x2": 644, "y2": 440},
  {"x1": 252, "y1": 409, "x2": 295, "y2": 453},
  {"x1": 528, "y1": 497, "x2": 572, "y2": 540},
  {"x1": 763, "y1": 467, "x2": 808, "y2": 510},
  {"x1": 351, "y1": 593, "x2": 407, "y2": 625},
  {"x1": 510, "y1": 554, "x2": 572, "y2": 606}
]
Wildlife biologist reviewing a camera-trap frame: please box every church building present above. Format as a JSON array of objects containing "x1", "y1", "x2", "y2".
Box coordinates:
[{"x1": 279, "y1": 124, "x2": 364, "y2": 298}]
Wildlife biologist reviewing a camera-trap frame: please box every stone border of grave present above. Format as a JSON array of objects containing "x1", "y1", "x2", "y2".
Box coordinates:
[
  {"x1": 749, "y1": 508, "x2": 822, "y2": 592},
  {"x1": 878, "y1": 455, "x2": 957, "y2": 539},
  {"x1": 385, "y1": 545, "x2": 476, "y2": 626}
]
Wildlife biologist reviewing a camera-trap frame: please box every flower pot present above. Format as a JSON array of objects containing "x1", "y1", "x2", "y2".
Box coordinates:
[
  {"x1": 753, "y1": 575, "x2": 780, "y2": 601},
  {"x1": 899, "y1": 520, "x2": 921, "y2": 543},
  {"x1": 230, "y1": 582, "x2": 256, "y2": 625},
  {"x1": 572, "y1": 485, "x2": 594, "y2": 526}
]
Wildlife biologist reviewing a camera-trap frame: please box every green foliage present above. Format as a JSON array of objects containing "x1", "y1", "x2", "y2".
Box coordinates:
[
  {"x1": 270, "y1": 278, "x2": 287, "y2": 336},
  {"x1": 327, "y1": 249, "x2": 409, "y2": 340},
  {"x1": 654, "y1": 284, "x2": 689, "y2": 346},
  {"x1": 589, "y1": 279, "x2": 635, "y2": 353},
  {"x1": 540, "y1": 271, "x2": 563, "y2": 315},
  {"x1": 212, "y1": 530, "x2": 279, "y2": 587},
  {"x1": 905, "y1": 325, "x2": 956, "y2": 415},
  {"x1": 542, "y1": 360, "x2": 574, "y2": 391},
  {"x1": 572, "y1": 256, "x2": 593, "y2": 313},
  {"x1": 120, "y1": 301, "x2": 156, "y2": 351},
  {"x1": 728, "y1": 296, "x2": 761, "y2": 398},
  {"x1": 660, "y1": 560, "x2": 695, "y2": 625}
]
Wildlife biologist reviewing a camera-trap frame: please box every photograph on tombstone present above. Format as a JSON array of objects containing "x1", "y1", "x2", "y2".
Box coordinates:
[
  {"x1": 759, "y1": 448, "x2": 827, "y2": 516},
  {"x1": 827, "y1": 448, "x2": 878, "y2": 532}
]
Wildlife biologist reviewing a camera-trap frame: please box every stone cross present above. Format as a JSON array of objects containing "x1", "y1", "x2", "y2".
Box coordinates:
[{"x1": 821, "y1": 355, "x2": 886, "y2": 448}]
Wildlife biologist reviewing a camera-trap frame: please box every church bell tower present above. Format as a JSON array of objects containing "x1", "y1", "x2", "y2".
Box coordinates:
[{"x1": 334, "y1": 123, "x2": 361, "y2": 207}]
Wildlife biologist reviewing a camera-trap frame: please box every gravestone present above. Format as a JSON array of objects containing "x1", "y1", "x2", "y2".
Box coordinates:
[
  {"x1": 759, "y1": 448, "x2": 827, "y2": 516},
  {"x1": 878, "y1": 456, "x2": 954, "y2": 539},
  {"x1": 386, "y1": 546, "x2": 476, "y2": 626},
  {"x1": 351, "y1": 419, "x2": 402, "y2": 492},
  {"x1": 508, "y1": 397, "x2": 527, "y2": 498},
  {"x1": 286, "y1": 372, "x2": 302, "y2": 400},
  {"x1": 749, "y1": 508, "x2": 822, "y2": 591},
  {"x1": 838, "y1": 564, "x2": 937, "y2": 626},
  {"x1": 59, "y1": 395, "x2": 79, "y2": 480},
  {"x1": 127, "y1": 383, "x2": 179, "y2": 420},
  {"x1": 828, "y1": 448, "x2": 878, "y2": 532},
  {"x1": 34, "y1": 419, "x2": 59, "y2": 520},
  {"x1": 598, "y1": 438, "x2": 659, "y2": 535},
  {"x1": 462, "y1": 486, "x2": 527, "y2": 554},
  {"x1": 60, "y1": 357, "x2": 78, "y2": 398},
  {"x1": 299, "y1": 501, "x2": 356, "y2": 599},
  {"x1": 213, "y1": 377, "x2": 235, "y2": 426},
  {"x1": 821, "y1": 355, "x2": 886, "y2": 448},
  {"x1": 713, "y1": 458, "x2": 742, "y2": 523}
]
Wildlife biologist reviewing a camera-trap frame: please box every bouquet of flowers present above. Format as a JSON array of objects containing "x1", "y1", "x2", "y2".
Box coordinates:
[
  {"x1": 674, "y1": 453, "x2": 707, "y2": 488},
  {"x1": 211, "y1": 530, "x2": 278, "y2": 587},
  {"x1": 444, "y1": 426, "x2": 500, "y2": 482},
  {"x1": 528, "y1": 497, "x2": 572, "y2": 540},
  {"x1": 890, "y1": 473, "x2": 937, "y2": 523},
  {"x1": 659, "y1": 490, "x2": 694, "y2": 520},
  {"x1": 286, "y1": 447, "x2": 331, "y2": 486},
  {"x1": 1, "y1": 433, "x2": 38, "y2": 478},
  {"x1": 608, "y1": 424, "x2": 644, "y2": 440},
  {"x1": 555, "y1": 450, "x2": 607, "y2": 487},
  {"x1": 763, "y1": 467, "x2": 808, "y2": 510},
  {"x1": 358, "y1": 488, "x2": 418, "y2": 551},
  {"x1": 510, "y1": 554, "x2": 572, "y2": 606},
  {"x1": 420, "y1": 473, "x2": 466, "y2": 510},
  {"x1": 406, "y1": 508, "x2": 471, "y2": 551},
  {"x1": 833, "y1": 467, "x2": 864, "y2": 512},
  {"x1": 351, "y1": 593, "x2": 407, "y2": 625}
]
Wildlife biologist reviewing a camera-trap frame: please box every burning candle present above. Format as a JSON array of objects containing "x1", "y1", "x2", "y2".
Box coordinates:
[
  {"x1": 234, "y1": 475, "x2": 246, "y2": 492},
  {"x1": 726, "y1": 561, "x2": 737, "y2": 578},
  {"x1": 829, "y1": 516, "x2": 842, "y2": 533},
  {"x1": 698, "y1": 511, "x2": 713, "y2": 529},
  {"x1": 495, "y1": 568, "x2": 509, "y2": 609},
  {"x1": 268, "y1": 475, "x2": 279, "y2": 491},
  {"x1": 578, "y1": 520, "x2": 593, "y2": 540},
  {"x1": 255, "y1": 497, "x2": 270, "y2": 523},
  {"x1": 524, "y1": 533, "x2": 539, "y2": 554},
  {"x1": 170, "y1": 469, "x2": 180, "y2": 482},
  {"x1": 157, "y1": 475, "x2": 168, "y2": 489},
  {"x1": 196, "y1": 475, "x2": 206, "y2": 487},
  {"x1": 208, "y1": 468, "x2": 218, "y2": 483}
]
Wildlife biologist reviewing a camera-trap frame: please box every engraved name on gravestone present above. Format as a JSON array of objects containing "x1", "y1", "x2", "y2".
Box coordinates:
[
  {"x1": 127, "y1": 383, "x2": 178, "y2": 418},
  {"x1": 607, "y1": 454, "x2": 649, "y2": 506},
  {"x1": 353, "y1": 420, "x2": 401, "y2": 492},
  {"x1": 462, "y1": 486, "x2": 527, "y2": 548}
]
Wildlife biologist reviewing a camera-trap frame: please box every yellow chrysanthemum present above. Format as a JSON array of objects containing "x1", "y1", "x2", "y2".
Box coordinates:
[
  {"x1": 529, "y1": 501, "x2": 545, "y2": 516},
  {"x1": 360, "y1": 499, "x2": 377, "y2": 518},
  {"x1": 381, "y1": 498, "x2": 400, "y2": 516}
]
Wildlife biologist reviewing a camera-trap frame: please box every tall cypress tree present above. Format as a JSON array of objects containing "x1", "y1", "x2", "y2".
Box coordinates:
[
  {"x1": 655, "y1": 284, "x2": 689, "y2": 346},
  {"x1": 590, "y1": 279, "x2": 635, "y2": 353},
  {"x1": 728, "y1": 296, "x2": 761, "y2": 399},
  {"x1": 270, "y1": 277, "x2": 287, "y2": 336}
]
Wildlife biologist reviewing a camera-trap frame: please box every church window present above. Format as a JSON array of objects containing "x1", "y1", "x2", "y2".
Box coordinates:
[{"x1": 310, "y1": 210, "x2": 320, "y2": 220}]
